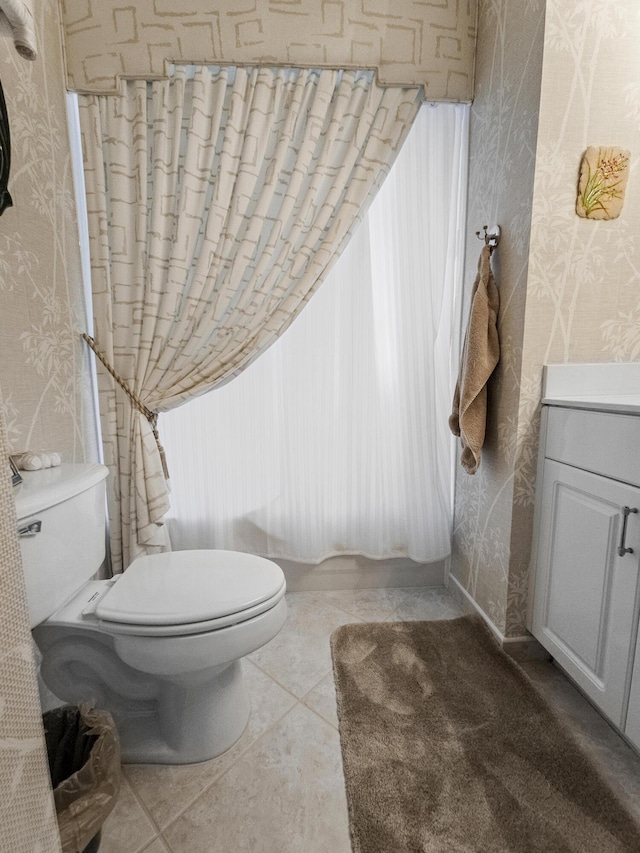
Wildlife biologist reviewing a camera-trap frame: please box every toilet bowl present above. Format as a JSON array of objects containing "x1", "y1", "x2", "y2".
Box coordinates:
[{"x1": 16, "y1": 463, "x2": 287, "y2": 764}]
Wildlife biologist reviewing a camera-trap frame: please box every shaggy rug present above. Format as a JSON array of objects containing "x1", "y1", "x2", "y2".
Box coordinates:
[{"x1": 330, "y1": 614, "x2": 640, "y2": 853}]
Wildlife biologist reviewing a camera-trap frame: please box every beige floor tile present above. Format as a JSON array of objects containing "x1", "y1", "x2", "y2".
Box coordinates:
[
  {"x1": 390, "y1": 586, "x2": 464, "y2": 621},
  {"x1": 249, "y1": 592, "x2": 358, "y2": 697},
  {"x1": 163, "y1": 703, "x2": 351, "y2": 853},
  {"x1": 523, "y1": 660, "x2": 640, "y2": 821},
  {"x1": 140, "y1": 838, "x2": 171, "y2": 853},
  {"x1": 303, "y1": 671, "x2": 339, "y2": 729},
  {"x1": 100, "y1": 775, "x2": 158, "y2": 853},
  {"x1": 312, "y1": 586, "x2": 415, "y2": 621},
  {"x1": 124, "y1": 660, "x2": 297, "y2": 830},
  {"x1": 99, "y1": 589, "x2": 640, "y2": 852}
]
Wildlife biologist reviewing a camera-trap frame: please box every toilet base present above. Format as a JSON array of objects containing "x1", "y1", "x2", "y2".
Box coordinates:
[
  {"x1": 35, "y1": 596, "x2": 287, "y2": 766},
  {"x1": 117, "y1": 659, "x2": 251, "y2": 765},
  {"x1": 37, "y1": 625, "x2": 253, "y2": 765}
]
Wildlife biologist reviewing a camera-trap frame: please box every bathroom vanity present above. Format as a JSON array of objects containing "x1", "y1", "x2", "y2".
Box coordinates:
[{"x1": 529, "y1": 363, "x2": 640, "y2": 751}]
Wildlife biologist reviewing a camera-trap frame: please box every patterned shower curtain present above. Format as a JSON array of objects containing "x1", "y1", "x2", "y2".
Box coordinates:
[{"x1": 79, "y1": 65, "x2": 421, "y2": 573}]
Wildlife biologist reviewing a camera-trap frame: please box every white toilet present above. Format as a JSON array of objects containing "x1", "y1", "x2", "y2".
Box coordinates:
[{"x1": 15, "y1": 462, "x2": 287, "y2": 764}]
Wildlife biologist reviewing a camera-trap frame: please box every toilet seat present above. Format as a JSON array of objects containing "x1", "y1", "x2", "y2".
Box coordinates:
[
  {"x1": 95, "y1": 585, "x2": 286, "y2": 637},
  {"x1": 89, "y1": 550, "x2": 286, "y2": 637}
]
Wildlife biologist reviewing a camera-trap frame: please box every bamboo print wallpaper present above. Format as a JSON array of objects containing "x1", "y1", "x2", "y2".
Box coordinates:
[
  {"x1": 450, "y1": 0, "x2": 545, "y2": 635},
  {"x1": 0, "y1": 0, "x2": 95, "y2": 463},
  {"x1": 510, "y1": 0, "x2": 640, "y2": 636},
  {"x1": 451, "y1": 0, "x2": 640, "y2": 639}
]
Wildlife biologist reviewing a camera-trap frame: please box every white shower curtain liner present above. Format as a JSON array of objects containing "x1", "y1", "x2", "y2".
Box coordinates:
[{"x1": 162, "y1": 104, "x2": 469, "y2": 564}]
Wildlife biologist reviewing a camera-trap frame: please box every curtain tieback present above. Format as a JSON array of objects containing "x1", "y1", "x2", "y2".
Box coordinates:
[{"x1": 81, "y1": 333, "x2": 170, "y2": 479}]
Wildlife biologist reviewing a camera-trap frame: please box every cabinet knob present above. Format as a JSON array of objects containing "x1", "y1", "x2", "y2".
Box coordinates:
[{"x1": 618, "y1": 506, "x2": 638, "y2": 557}]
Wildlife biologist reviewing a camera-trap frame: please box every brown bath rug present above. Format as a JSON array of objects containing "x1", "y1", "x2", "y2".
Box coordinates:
[{"x1": 330, "y1": 614, "x2": 640, "y2": 853}]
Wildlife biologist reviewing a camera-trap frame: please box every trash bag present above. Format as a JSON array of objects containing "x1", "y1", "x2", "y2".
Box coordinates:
[{"x1": 43, "y1": 704, "x2": 121, "y2": 853}]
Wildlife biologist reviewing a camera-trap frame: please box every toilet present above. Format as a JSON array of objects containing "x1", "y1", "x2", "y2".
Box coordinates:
[{"x1": 15, "y1": 462, "x2": 287, "y2": 764}]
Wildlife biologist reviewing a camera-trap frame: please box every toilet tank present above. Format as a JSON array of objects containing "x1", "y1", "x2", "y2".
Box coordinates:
[{"x1": 13, "y1": 463, "x2": 109, "y2": 627}]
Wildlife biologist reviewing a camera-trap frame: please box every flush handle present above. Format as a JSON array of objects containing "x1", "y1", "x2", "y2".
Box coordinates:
[
  {"x1": 18, "y1": 520, "x2": 41, "y2": 537},
  {"x1": 618, "y1": 507, "x2": 638, "y2": 557}
]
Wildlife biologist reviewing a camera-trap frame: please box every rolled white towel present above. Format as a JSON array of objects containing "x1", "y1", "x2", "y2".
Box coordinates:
[
  {"x1": 12, "y1": 451, "x2": 61, "y2": 470},
  {"x1": 0, "y1": 0, "x2": 36, "y2": 61}
]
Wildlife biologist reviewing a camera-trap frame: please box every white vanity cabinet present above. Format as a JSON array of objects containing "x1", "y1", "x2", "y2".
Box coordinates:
[
  {"x1": 627, "y1": 638, "x2": 640, "y2": 745},
  {"x1": 530, "y1": 404, "x2": 640, "y2": 748}
]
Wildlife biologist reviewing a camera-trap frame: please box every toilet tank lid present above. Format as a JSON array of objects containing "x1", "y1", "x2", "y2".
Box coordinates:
[
  {"x1": 14, "y1": 463, "x2": 109, "y2": 520},
  {"x1": 96, "y1": 550, "x2": 286, "y2": 626}
]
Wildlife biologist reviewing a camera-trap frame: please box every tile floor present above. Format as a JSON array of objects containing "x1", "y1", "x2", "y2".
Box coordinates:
[{"x1": 99, "y1": 586, "x2": 640, "y2": 853}]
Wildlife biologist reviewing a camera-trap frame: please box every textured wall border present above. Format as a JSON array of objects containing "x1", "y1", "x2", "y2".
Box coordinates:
[
  {"x1": 60, "y1": 0, "x2": 477, "y2": 99},
  {"x1": 0, "y1": 394, "x2": 62, "y2": 852}
]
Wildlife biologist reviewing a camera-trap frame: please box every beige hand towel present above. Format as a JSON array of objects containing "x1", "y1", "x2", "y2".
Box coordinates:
[{"x1": 449, "y1": 244, "x2": 500, "y2": 474}]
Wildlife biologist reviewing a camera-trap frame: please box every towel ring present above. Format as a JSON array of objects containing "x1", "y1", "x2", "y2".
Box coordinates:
[{"x1": 476, "y1": 224, "x2": 500, "y2": 253}]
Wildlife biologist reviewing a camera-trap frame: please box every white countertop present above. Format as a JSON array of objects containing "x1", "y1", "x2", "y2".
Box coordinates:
[{"x1": 542, "y1": 363, "x2": 640, "y2": 415}]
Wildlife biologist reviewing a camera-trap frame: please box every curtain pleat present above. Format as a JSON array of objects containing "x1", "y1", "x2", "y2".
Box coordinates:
[
  {"x1": 160, "y1": 104, "x2": 470, "y2": 564},
  {"x1": 79, "y1": 65, "x2": 421, "y2": 572}
]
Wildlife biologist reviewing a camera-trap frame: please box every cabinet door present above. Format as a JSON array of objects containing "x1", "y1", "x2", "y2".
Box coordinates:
[{"x1": 531, "y1": 459, "x2": 640, "y2": 728}]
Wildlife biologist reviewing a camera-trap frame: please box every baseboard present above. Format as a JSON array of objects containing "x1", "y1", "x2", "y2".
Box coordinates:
[
  {"x1": 447, "y1": 574, "x2": 503, "y2": 639},
  {"x1": 446, "y1": 575, "x2": 550, "y2": 662},
  {"x1": 275, "y1": 555, "x2": 446, "y2": 592}
]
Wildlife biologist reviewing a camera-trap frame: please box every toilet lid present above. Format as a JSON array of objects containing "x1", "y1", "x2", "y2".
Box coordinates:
[{"x1": 95, "y1": 550, "x2": 285, "y2": 627}]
